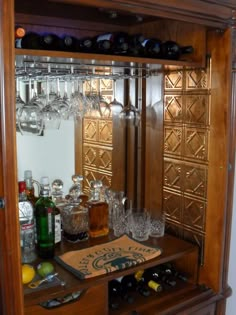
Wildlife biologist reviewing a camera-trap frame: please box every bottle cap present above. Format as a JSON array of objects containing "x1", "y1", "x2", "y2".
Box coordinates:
[
  {"x1": 18, "y1": 181, "x2": 26, "y2": 193},
  {"x1": 24, "y1": 170, "x2": 32, "y2": 179},
  {"x1": 40, "y1": 176, "x2": 49, "y2": 185},
  {"x1": 15, "y1": 26, "x2": 26, "y2": 38}
]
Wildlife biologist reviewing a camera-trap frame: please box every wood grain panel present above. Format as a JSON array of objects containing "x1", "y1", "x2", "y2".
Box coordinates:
[{"x1": 0, "y1": 0, "x2": 24, "y2": 315}]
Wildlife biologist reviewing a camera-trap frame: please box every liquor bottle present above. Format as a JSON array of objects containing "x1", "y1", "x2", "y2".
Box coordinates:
[
  {"x1": 134, "y1": 269, "x2": 162, "y2": 292},
  {"x1": 66, "y1": 174, "x2": 88, "y2": 206},
  {"x1": 161, "y1": 40, "x2": 194, "y2": 60},
  {"x1": 51, "y1": 179, "x2": 65, "y2": 244},
  {"x1": 141, "y1": 37, "x2": 162, "y2": 58},
  {"x1": 15, "y1": 32, "x2": 42, "y2": 49},
  {"x1": 18, "y1": 181, "x2": 37, "y2": 263},
  {"x1": 35, "y1": 176, "x2": 55, "y2": 259},
  {"x1": 85, "y1": 180, "x2": 109, "y2": 238},
  {"x1": 128, "y1": 33, "x2": 145, "y2": 56},
  {"x1": 24, "y1": 170, "x2": 38, "y2": 205}
]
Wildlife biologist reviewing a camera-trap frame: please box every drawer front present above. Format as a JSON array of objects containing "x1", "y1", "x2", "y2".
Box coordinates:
[{"x1": 24, "y1": 284, "x2": 107, "y2": 315}]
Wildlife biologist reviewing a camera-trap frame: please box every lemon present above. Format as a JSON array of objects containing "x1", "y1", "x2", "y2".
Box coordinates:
[
  {"x1": 37, "y1": 262, "x2": 54, "y2": 278},
  {"x1": 22, "y1": 264, "x2": 36, "y2": 284}
]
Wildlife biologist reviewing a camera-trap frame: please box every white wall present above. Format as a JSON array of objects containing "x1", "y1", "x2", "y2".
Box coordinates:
[{"x1": 17, "y1": 120, "x2": 75, "y2": 196}]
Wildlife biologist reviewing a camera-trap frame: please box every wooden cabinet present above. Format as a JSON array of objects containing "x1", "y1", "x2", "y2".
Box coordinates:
[{"x1": 0, "y1": 1, "x2": 235, "y2": 315}]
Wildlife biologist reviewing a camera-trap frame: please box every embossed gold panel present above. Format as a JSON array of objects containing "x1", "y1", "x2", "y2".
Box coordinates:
[
  {"x1": 82, "y1": 79, "x2": 114, "y2": 193},
  {"x1": 164, "y1": 63, "x2": 210, "y2": 263}
]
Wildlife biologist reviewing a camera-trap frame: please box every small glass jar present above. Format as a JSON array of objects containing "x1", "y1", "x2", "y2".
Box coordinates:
[{"x1": 60, "y1": 200, "x2": 89, "y2": 243}]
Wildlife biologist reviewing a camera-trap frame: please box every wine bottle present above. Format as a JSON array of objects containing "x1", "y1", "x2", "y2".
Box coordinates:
[
  {"x1": 141, "y1": 38, "x2": 162, "y2": 58},
  {"x1": 135, "y1": 269, "x2": 162, "y2": 292},
  {"x1": 108, "y1": 279, "x2": 134, "y2": 308},
  {"x1": 128, "y1": 33, "x2": 145, "y2": 56},
  {"x1": 15, "y1": 25, "x2": 26, "y2": 39},
  {"x1": 147, "y1": 265, "x2": 177, "y2": 287},
  {"x1": 93, "y1": 33, "x2": 112, "y2": 54},
  {"x1": 59, "y1": 35, "x2": 78, "y2": 52},
  {"x1": 35, "y1": 176, "x2": 55, "y2": 259},
  {"x1": 102, "y1": 32, "x2": 130, "y2": 55},
  {"x1": 40, "y1": 33, "x2": 61, "y2": 51},
  {"x1": 15, "y1": 32, "x2": 42, "y2": 49},
  {"x1": 77, "y1": 37, "x2": 93, "y2": 52},
  {"x1": 121, "y1": 274, "x2": 137, "y2": 292},
  {"x1": 161, "y1": 40, "x2": 194, "y2": 60}
]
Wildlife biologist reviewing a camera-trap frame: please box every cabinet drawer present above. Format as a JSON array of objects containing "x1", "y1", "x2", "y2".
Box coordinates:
[{"x1": 24, "y1": 284, "x2": 107, "y2": 315}]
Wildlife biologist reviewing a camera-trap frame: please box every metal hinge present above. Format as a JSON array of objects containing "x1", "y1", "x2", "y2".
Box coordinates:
[{"x1": 0, "y1": 198, "x2": 5, "y2": 209}]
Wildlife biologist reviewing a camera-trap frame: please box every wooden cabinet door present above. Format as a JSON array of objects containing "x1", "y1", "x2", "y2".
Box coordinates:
[{"x1": 0, "y1": 0, "x2": 24, "y2": 314}]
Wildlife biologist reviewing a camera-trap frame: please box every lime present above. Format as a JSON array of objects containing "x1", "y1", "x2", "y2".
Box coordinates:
[
  {"x1": 37, "y1": 262, "x2": 55, "y2": 278},
  {"x1": 22, "y1": 264, "x2": 35, "y2": 284}
]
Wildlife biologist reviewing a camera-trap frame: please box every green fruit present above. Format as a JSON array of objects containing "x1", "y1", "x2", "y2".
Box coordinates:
[{"x1": 37, "y1": 262, "x2": 54, "y2": 278}]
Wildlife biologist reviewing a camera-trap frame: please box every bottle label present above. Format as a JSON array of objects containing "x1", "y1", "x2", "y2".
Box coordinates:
[
  {"x1": 47, "y1": 208, "x2": 53, "y2": 234},
  {"x1": 97, "y1": 34, "x2": 112, "y2": 41},
  {"x1": 148, "y1": 280, "x2": 161, "y2": 292},
  {"x1": 21, "y1": 222, "x2": 35, "y2": 250},
  {"x1": 141, "y1": 39, "x2": 148, "y2": 47},
  {"x1": 135, "y1": 270, "x2": 144, "y2": 281},
  {"x1": 54, "y1": 213, "x2": 61, "y2": 244}
]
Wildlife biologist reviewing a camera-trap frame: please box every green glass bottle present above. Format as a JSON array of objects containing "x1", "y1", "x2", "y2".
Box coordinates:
[{"x1": 35, "y1": 176, "x2": 55, "y2": 259}]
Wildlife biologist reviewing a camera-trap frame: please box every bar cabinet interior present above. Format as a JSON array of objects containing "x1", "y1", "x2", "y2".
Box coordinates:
[{"x1": 0, "y1": 0, "x2": 236, "y2": 314}]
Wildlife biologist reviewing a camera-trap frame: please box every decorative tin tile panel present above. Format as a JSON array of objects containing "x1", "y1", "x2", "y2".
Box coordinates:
[
  {"x1": 164, "y1": 160, "x2": 182, "y2": 190},
  {"x1": 184, "y1": 164, "x2": 207, "y2": 198},
  {"x1": 82, "y1": 79, "x2": 113, "y2": 191},
  {"x1": 186, "y1": 69, "x2": 208, "y2": 90},
  {"x1": 184, "y1": 127, "x2": 208, "y2": 161},
  {"x1": 164, "y1": 126, "x2": 182, "y2": 156},
  {"x1": 185, "y1": 95, "x2": 209, "y2": 125},
  {"x1": 164, "y1": 95, "x2": 183, "y2": 122},
  {"x1": 83, "y1": 118, "x2": 97, "y2": 141},
  {"x1": 164, "y1": 70, "x2": 183, "y2": 90},
  {"x1": 98, "y1": 120, "x2": 113, "y2": 143},
  {"x1": 163, "y1": 190, "x2": 182, "y2": 222},
  {"x1": 97, "y1": 148, "x2": 112, "y2": 170},
  {"x1": 183, "y1": 196, "x2": 206, "y2": 231},
  {"x1": 163, "y1": 64, "x2": 210, "y2": 264}
]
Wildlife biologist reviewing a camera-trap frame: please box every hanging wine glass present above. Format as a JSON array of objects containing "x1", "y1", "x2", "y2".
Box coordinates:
[
  {"x1": 109, "y1": 78, "x2": 123, "y2": 116},
  {"x1": 29, "y1": 78, "x2": 45, "y2": 109},
  {"x1": 119, "y1": 99, "x2": 141, "y2": 127},
  {"x1": 97, "y1": 78, "x2": 110, "y2": 117},
  {"x1": 41, "y1": 74, "x2": 61, "y2": 130},
  {"x1": 85, "y1": 77, "x2": 102, "y2": 117},
  {"x1": 15, "y1": 76, "x2": 26, "y2": 132},
  {"x1": 70, "y1": 78, "x2": 87, "y2": 119},
  {"x1": 15, "y1": 76, "x2": 25, "y2": 110},
  {"x1": 50, "y1": 77, "x2": 70, "y2": 120},
  {"x1": 119, "y1": 77, "x2": 141, "y2": 127},
  {"x1": 17, "y1": 77, "x2": 44, "y2": 136}
]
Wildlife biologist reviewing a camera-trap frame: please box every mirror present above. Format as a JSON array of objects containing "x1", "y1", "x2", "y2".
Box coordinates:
[{"x1": 15, "y1": 56, "x2": 163, "y2": 208}]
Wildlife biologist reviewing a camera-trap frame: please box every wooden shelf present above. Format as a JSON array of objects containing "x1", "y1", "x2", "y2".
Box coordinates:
[
  {"x1": 23, "y1": 234, "x2": 199, "y2": 307},
  {"x1": 15, "y1": 48, "x2": 204, "y2": 70}
]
